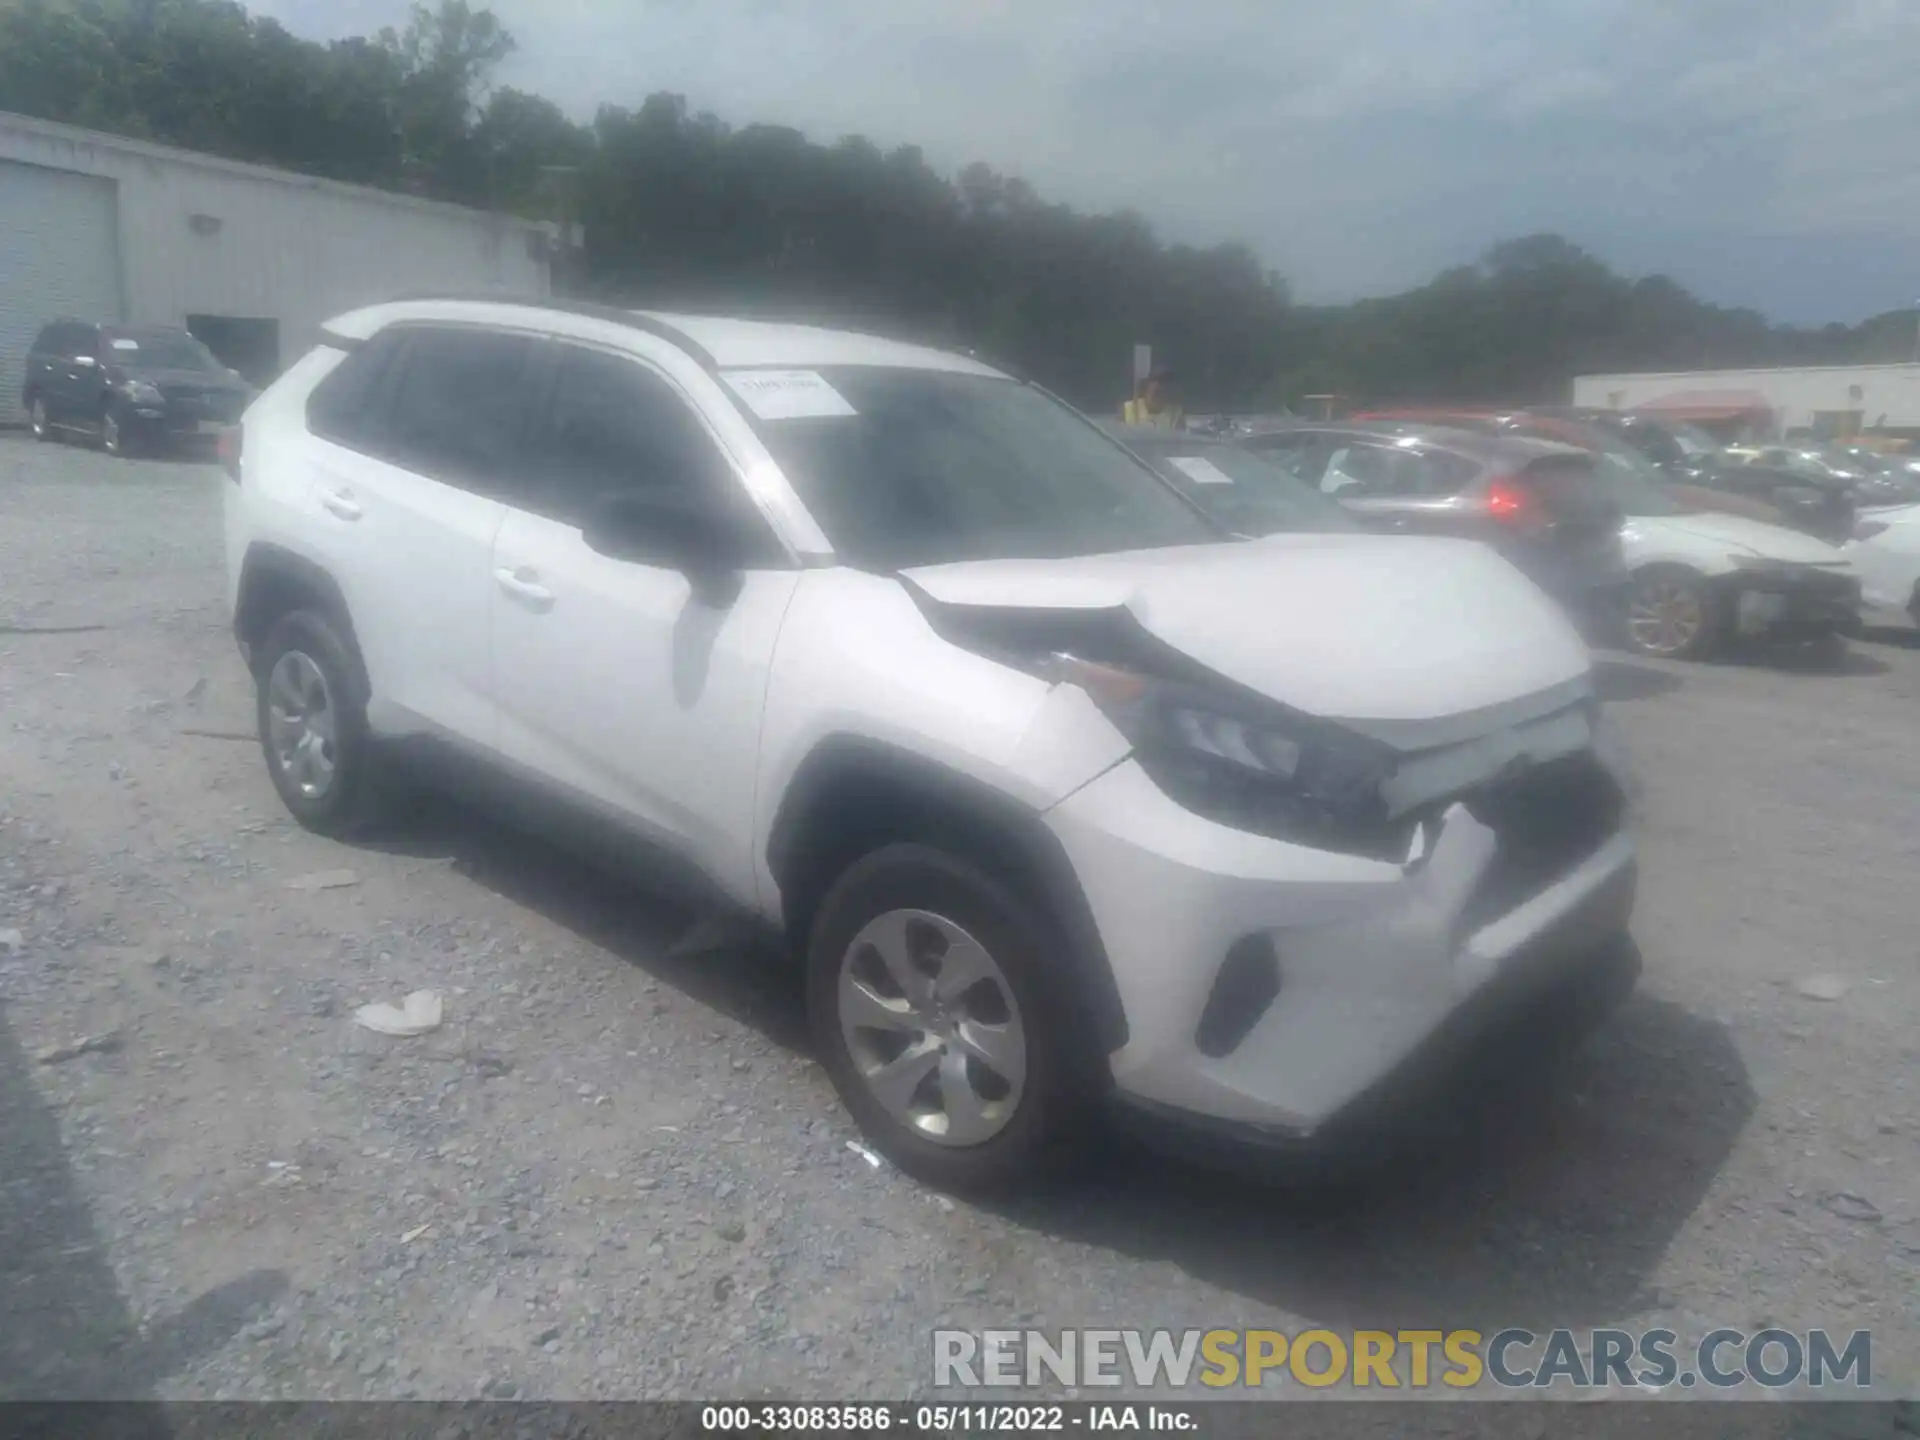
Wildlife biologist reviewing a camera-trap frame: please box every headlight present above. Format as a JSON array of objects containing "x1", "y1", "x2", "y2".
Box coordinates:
[
  {"x1": 1044, "y1": 653, "x2": 1401, "y2": 853},
  {"x1": 116, "y1": 379, "x2": 164, "y2": 405}
]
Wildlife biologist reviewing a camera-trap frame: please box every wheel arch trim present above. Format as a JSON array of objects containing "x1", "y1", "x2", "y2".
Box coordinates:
[{"x1": 766, "y1": 733, "x2": 1129, "y2": 1055}]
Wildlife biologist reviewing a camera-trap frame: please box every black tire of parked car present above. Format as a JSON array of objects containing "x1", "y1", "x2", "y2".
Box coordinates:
[
  {"x1": 1623, "y1": 565, "x2": 1723, "y2": 661},
  {"x1": 100, "y1": 408, "x2": 134, "y2": 459},
  {"x1": 254, "y1": 608, "x2": 390, "y2": 838},
  {"x1": 806, "y1": 843, "x2": 1091, "y2": 1195},
  {"x1": 27, "y1": 395, "x2": 54, "y2": 443}
]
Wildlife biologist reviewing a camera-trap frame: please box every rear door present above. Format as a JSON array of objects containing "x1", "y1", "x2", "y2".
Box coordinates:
[{"x1": 306, "y1": 323, "x2": 541, "y2": 746}]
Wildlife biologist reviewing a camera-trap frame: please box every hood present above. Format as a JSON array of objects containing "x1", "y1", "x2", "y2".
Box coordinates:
[
  {"x1": 114, "y1": 366, "x2": 248, "y2": 391},
  {"x1": 1638, "y1": 511, "x2": 1846, "y2": 563},
  {"x1": 901, "y1": 534, "x2": 1592, "y2": 731}
]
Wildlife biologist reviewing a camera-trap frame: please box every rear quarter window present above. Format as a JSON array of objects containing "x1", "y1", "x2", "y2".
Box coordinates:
[{"x1": 304, "y1": 331, "x2": 405, "y2": 450}]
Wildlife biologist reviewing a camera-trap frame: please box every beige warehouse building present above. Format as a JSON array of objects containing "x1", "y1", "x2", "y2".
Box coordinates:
[{"x1": 0, "y1": 110, "x2": 556, "y2": 424}]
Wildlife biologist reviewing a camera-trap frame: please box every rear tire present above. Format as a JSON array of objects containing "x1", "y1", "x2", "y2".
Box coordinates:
[
  {"x1": 806, "y1": 843, "x2": 1091, "y2": 1195},
  {"x1": 254, "y1": 608, "x2": 389, "y2": 838},
  {"x1": 1624, "y1": 566, "x2": 1721, "y2": 660}
]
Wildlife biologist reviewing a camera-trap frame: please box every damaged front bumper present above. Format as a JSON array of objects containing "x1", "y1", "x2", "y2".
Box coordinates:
[
  {"x1": 1718, "y1": 566, "x2": 1862, "y2": 638},
  {"x1": 1044, "y1": 714, "x2": 1638, "y2": 1158}
]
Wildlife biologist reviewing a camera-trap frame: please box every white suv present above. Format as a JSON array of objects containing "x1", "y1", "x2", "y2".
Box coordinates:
[{"x1": 223, "y1": 298, "x2": 1640, "y2": 1191}]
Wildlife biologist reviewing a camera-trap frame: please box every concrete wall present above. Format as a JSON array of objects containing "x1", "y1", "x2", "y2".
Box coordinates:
[
  {"x1": 1572, "y1": 364, "x2": 1920, "y2": 434},
  {"x1": 0, "y1": 111, "x2": 551, "y2": 375}
]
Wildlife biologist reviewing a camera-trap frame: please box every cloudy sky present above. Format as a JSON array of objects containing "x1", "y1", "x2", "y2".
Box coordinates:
[{"x1": 247, "y1": 0, "x2": 1920, "y2": 325}]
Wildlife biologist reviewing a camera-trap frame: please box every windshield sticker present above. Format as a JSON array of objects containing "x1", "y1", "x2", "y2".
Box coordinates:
[
  {"x1": 109, "y1": 338, "x2": 140, "y2": 351},
  {"x1": 1166, "y1": 454, "x2": 1234, "y2": 486},
  {"x1": 721, "y1": 369, "x2": 857, "y2": 421}
]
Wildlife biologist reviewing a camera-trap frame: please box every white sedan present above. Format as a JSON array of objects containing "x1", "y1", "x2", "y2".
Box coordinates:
[
  {"x1": 1843, "y1": 504, "x2": 1920, "y2": 628},
  {"x1": 1593, "y1": 453, "x2": 1862, "y2": 659}
]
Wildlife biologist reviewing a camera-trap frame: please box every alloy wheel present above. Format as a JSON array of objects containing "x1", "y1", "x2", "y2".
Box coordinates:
[
  {"x1": 1627, "y1": 577, "x2": 1704, "y2": 656},
  {"x1": 266, "y1": 650, "x2": 338, "y2": 800},
  {"x1": 837, "y1": 908, "x2": 1027, "y2": 1147}
]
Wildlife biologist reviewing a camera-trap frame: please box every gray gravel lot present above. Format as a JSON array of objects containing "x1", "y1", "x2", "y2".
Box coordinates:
[{"x1": 0, "y1": 434, "x2": 1915, "y2": 1407}]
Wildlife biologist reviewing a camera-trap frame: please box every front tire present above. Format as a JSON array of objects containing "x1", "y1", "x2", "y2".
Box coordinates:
[
  {"x1": 101, "y1": 409, "x2": 133, "y2": 458},
  {"x1": 254, "y1": 609, "x2": 387, "y2": 838},
  {"x1": 1624, "y1": 566, "x2": 1721, "y2": 660},
  {"x1": 806, "y1": 843, "x2": 1090, "y2": 1194},
  {"x1": 27, "y1": 395, "x2": 52, "y2": 442}
]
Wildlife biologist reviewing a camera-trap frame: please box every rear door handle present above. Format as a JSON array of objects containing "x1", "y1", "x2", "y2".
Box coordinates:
[
  {"x1": 494, "y1": 567, "x2": 555, "y2": 609},
  {"x1": 319, "y1": 488, "x2": 362, "y2": 521}
]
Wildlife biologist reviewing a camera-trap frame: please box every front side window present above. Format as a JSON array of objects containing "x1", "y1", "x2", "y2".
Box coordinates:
[
  {"x1": 730, "y1": 368, "x2": 1218, "y2": 568},
  {"x1": 380, "y1": 327, "x2": 538, "y2": 496},
  {"x1": 528, "y1": 346, "x2": 737, "y2": 527}
]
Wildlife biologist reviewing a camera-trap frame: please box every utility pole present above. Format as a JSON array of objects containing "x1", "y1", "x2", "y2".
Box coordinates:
[{"x1": 540, "y1": 165, "x2": 582, "y2": 297}]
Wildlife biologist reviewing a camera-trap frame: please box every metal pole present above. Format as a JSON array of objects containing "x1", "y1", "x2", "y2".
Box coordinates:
[{"x1": 541, "y1": 165, "x2": 581, "y2": 298}]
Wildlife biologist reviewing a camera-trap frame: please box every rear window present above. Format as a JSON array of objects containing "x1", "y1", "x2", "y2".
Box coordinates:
[{"x1": 30, "y1": 322, "x2": 90, "y2": 357}]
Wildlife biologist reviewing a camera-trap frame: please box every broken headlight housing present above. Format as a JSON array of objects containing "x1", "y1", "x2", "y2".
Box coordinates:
[{"x1": 1045, "y1": 654, "x2": 1403, "y2": 856}]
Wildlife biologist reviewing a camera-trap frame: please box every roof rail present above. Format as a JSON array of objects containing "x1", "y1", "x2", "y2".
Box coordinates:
[{"x1": 373, "y1": 292, "x2": 719, "y2": 371}]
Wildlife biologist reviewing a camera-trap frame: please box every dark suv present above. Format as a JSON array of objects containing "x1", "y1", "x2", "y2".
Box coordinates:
[{"x1": 23, "y1": 320, "x2": 253, "y2": 457}]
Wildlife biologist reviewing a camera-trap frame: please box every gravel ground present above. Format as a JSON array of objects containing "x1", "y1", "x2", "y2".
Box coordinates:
[{"x1": 0, "y1": 434, "x2": 1916, "y2": 1407}]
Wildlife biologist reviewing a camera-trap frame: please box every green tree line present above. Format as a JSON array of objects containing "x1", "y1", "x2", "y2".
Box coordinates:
[{"x1": 2, "y1": 0, "x2": 1910, "y2": 410}]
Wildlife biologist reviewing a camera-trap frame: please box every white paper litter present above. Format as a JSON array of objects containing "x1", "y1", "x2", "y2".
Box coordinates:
[
  {"x1": 353, "y1": 989, "x2": 444, "y2": 1036},
  {"x1": 287, "y1": 868, "x2": 360, "y2": 891},
  {"x1": 722, "y1": 369, "x2": 857, "y2": 421},
  {"x1": 1166, "y1": 454, "x2": 1235, "y2": 486},
  {"x1": 845, "y1": 1140, "x2": 884, "y2": 1169},
  {"x1": 1794, "y1": 973, "x2": 1849, "y2": 1002}
]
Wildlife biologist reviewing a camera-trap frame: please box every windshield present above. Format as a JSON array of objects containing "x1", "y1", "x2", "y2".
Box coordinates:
[
  {"x1": 102, "y1": 328, "x2": 221, "y2": 372},
  {"x1": 734, "y1": 368, "x2": 1220, "y2": 567},
  {"x1": 1123, "y1": 439, "x2": 1357, "y2": 536}
]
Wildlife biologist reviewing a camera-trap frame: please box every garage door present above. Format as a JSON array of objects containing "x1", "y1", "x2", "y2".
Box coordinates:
[{"x1": 0, "y1": 160, "x2": 123, "y2": 424}]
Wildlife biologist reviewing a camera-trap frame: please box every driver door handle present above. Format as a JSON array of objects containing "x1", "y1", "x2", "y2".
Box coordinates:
[
  {"x1": 318, "y1": 488, "x2": 362, "y2": 521},
  {"x1": 495, "y1": 567, "x2": 555, "y2": 609}
]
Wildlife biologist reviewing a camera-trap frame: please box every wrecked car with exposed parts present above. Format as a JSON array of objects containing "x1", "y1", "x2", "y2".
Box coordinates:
[{"x1": 227, "y1": 299, "x2": 1639, "y2": 1193}]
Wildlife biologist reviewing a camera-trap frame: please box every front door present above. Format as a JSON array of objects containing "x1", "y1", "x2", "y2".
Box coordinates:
[{"x1": 489, "y1": 338, "x2": 800, "y2": 904}]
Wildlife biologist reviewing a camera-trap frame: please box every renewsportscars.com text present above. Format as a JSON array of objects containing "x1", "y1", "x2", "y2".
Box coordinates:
[{"x1": 932, "y1": 1327, "x2": 1873, "y2": 1392}]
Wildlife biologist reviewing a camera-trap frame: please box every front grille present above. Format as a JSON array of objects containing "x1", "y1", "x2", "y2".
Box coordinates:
[{"x1": 1454, "y1": 752, "x2": 1623, "y2": 937}]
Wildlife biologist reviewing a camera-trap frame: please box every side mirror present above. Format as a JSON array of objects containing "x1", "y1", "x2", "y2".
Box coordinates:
[{"x1": 581, "y1": 488, "x2": 770, "y2": 604}]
